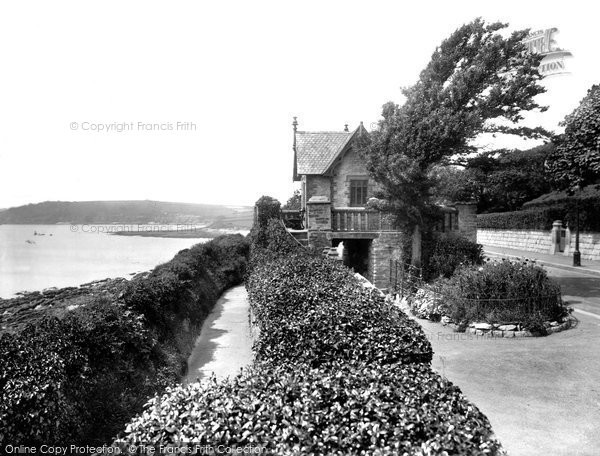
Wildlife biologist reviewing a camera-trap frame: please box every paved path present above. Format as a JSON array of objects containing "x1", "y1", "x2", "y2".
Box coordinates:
[
  {"x1": 483, "y1": 244, "x2": 600, "y2": 277},
  {"x1": 184, "y1": 285, "x2": 253, "y2": 384},
  {"x1": 418, "y1": 264, "x2": 600, "y2": 456}
]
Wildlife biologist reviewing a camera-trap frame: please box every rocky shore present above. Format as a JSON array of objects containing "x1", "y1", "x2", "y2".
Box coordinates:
[{"x1": 0, "y1": 275, "x2": 145, "y2": 334}]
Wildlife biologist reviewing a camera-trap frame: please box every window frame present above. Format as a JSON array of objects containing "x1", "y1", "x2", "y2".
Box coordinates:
[{"x1": 349, "y1": 179, "x2": 369, "y2": 207}]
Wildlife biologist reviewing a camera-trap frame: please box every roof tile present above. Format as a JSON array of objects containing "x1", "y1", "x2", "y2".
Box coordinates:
[{"x1": 295, "y1": 131, "x2": 353, "y2": 175}]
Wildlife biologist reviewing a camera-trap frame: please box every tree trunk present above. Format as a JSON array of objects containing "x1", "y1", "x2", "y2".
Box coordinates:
[{"x1": 411, "y1": 224, "x2": 422, "y2": 269}]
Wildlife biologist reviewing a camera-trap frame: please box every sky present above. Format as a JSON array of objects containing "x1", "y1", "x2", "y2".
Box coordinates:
[{"x1": 0, "y1": 0, "x2": 598, "y2": 209}]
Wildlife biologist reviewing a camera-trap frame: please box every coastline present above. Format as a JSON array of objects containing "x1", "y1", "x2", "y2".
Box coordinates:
[
  {"x1": 110, "y1": 227, "x2": 250, "y2": 239},
  {"x1": 0, "y1": 275, "x2": 135, "y2": 334}
]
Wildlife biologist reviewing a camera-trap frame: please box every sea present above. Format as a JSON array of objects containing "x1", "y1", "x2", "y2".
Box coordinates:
[{"x1": 0, "y1": 224, "x2": 211, "y2": 299}]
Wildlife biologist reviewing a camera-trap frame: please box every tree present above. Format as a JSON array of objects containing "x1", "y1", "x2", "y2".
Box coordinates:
[
  {"x1": 546, "y1": 84, "x2": 600, "y2": 266},
  {"x1": 546, "y1": 85, "x2": 600, "y2": 193},
  {"x1": 282, "y1": 189, "x2": 302, "y2": 210},
  {"x1": 433, "y1": 144, "x2": 554, "y2": 212},
  {"x1": 360, "y1": 19, "x2": 549, "y2": 266}
]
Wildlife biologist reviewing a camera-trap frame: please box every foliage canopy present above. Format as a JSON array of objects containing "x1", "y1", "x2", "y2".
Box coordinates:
[{"x1": 361, "y1": 19, "x2": 548, "y2": 225}]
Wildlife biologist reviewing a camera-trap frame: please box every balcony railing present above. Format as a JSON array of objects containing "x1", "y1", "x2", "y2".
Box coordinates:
[
  {"x1": 282, "y1": 209, "x2": 304, "y2": 230},
  {"x1": 331, "y1": 208, "x2": 399, "y2": 232}
]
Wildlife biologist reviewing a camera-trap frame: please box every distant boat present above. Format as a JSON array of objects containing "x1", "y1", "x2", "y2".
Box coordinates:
[{"x1": 25, "y1": 239, "x2": 36, "y2": 244}]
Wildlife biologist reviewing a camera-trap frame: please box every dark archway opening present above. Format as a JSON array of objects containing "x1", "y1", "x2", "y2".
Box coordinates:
[{"x1": 333, "y1": 239, "x2": 371, "y2": 276}]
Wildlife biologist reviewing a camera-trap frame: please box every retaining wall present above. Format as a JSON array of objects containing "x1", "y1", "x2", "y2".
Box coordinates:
[
  {"x1": 477, "y1": 228, "x2": 600, "y2": 260},
  {"x1": 477, "y1": 229, "x2": 551, "y2": 253}
]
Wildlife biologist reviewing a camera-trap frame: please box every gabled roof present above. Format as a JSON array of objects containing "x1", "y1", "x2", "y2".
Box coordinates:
[{"x1": 293, "y1": 124, "x2": 366, "y2": 180}]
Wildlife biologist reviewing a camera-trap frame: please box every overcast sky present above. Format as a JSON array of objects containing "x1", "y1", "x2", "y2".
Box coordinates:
[{"x1": 0, "y1": 0, "x2": 597, "y2": 209}]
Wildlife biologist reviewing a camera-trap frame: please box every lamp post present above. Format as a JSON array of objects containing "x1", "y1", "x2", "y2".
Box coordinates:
[{"x1": 573, "y1": 188, "x2": 581, "y2": 267}]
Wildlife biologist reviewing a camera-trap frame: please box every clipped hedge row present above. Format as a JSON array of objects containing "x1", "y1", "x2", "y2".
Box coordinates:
[
  {"x1": 478, "y1": 203, "x2": 600, "y2": 232},
  {"x1": 478, "y1": 208, "x2": 557, "y2": 231},
  {"x1": 247, "y1": 254, "x2": 433, "y2": 367},
  {"x1": 116, "y1": 197, "x2": 503, "y2": 454},
  {"x1": 0, "y1": 234, "x2": 249, "y2": 445},
  {"x1": 117, "y1": 361, "x2": 502, "y2": 455}
]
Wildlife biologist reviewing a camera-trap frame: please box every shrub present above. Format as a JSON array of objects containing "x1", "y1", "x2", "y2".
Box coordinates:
[
  {"x1": 0, "y1": 234, "x2": 250, "y2": 445},
  {"x1": 423, "y1": 233, "x2": 484, "y2": 281},
  {"x1": 402, "y1": 231, "x2": 484, "y2": 282},
  {"x1": 248, "y1": 254, "x2": 432, "y2": 367},
  {"x1": 410, "y1": 288, "x2": 446, "y2": 321},
  {"x1": 116, "y1": 361, "x2": 503, "y2": 455},
  {"x1": 0, "y1": 299, "x2": 156, "y2": 445},
  {"x1": 116, "y1": 196, "x2": 503, "y2": 454},
  {"x1": 123, "y1": 234, "x2": 249, "y2": 339},
  {"x1": 478, "y1": 208, "x2": 560, "y2": 231},
  {"x1": 438, "y1": 259, "x2": 567, "y2": 330},
  {"x1": 249, "y1": 196, "x2": 282, "y2": 250},
  {"x1": 478, "y1": 198, "x2": 600, "y2": 232}
]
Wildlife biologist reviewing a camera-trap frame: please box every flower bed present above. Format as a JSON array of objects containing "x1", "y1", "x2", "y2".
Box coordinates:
[{"x1": 406, "y1": 258, "x2": 572, "y2": 336}]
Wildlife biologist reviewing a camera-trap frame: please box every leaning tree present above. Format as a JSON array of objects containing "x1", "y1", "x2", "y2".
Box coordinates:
[
  {"x1": 360, "y1": 18, "x2": 550, "y2": 266},
  {"x1": 545, "y1": 84, "x2": 600, "y2": 265}
]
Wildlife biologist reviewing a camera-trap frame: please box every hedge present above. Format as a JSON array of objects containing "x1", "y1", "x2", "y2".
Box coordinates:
[
  {"x1": 478, "y1": 208, "x2": 557, "y2": 231},
  {"x1": 0, "y1": 234, "x2": 249, "y2": 445},
  {"x1": 116, "y1": 361, "x2": 503, "y2": 455},
  {"x1": 479, "y1": 198, "x2": 600, "y2": 232},
  {"x1": 123, "y1": 234, "x2": 250, "y2": 341},
  {"x1": 116, "y1": 197, "x2": 504, "y2": 454},
  {"x1": 247, "y1": 254, "x2": 433, "y2": 367}
]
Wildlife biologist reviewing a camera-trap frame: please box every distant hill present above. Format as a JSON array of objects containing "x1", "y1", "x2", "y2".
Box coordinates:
[{"x1": 0, "y1": 200, "x2": 254, "y2": 228}]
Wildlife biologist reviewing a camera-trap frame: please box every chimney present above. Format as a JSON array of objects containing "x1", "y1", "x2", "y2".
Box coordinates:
[{"x1": 344, "y1": 123, "x2": 349, "y2": 132}]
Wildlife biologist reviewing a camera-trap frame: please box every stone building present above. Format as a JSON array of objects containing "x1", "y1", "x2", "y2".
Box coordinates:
[{"x1": 284, "y1": 118, "x2": 477, "y2": 288}]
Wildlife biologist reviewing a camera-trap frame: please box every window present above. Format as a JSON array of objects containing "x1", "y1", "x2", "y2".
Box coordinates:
[{"x1": 350, "y1": 180, "x2": 368, "y2": 206}]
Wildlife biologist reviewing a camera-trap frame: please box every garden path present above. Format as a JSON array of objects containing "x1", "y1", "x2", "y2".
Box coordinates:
[
  {"x1": 184, "y1": 285, "x2": 253, "y2": 384},
  {"x1": 417, "y1": 266, "x2": 600, "y2": 456}
]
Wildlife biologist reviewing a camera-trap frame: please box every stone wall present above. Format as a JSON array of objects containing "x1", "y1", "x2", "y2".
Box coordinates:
[
  {"x1": 478, "y1": 228, "x2": 600, "y2": 260},
  {"x1": 306, "y1": 201, "x2": 331, "y2": 231},
  {"x1": 477, "y1": 229, "x2": 551, "y2": 253},
  {"x1": 306, "y1": 175, "x2": 331, "y2": 202},
  {"x1": 368, "y1": 231, "x2": 404, "y2": 289},
  {"x1": 455, "y1": 203, "x2": 477, "y2": 243},
  {"x1": 307, "y1": 231, "x2": 331, "y2": 251},
  {"x1": 565, "y1": 231, "x2": 600, "y2": 260},
  {"x1": 331, "y1": 148, "x2": 376, "y2": 207}
]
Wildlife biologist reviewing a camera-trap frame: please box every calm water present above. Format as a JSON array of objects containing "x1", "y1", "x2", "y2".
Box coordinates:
[{"x1": 0, "y1": 225, "x2": 209, "y2": 298}]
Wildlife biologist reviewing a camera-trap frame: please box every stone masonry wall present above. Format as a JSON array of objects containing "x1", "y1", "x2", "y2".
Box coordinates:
[
  {"x1": 307, "y1": 231, "x2": 331, "y2": 251},
  {"x1": 455, "y1": 203, "x2": 477, "y2": 243},
  {"x1": 306, "y1": 202, "x2": 332, "y2": 231},
  {"x1": 477, "y1": 229, "x2": 551, "y2": 253},
  {"x1": 331, "y1": 148, "x2": 375, "y2": 207},
  {"x1": 306, "y1": 175, "x2": 331, "y2": 202},
  {"x1": 566, "y1": 231, "x2": 600, "y2": 261},
  {"x1": 368, "y1": 231, "x2": 404, "y2": 289},
  {"x1": 478, "y1": 228, "x2": 600, "y2": 260}
]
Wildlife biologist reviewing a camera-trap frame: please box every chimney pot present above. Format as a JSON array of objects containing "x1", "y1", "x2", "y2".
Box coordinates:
[{"x1": 344, "y1": 123, "x2": 349, "y2": 132}]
